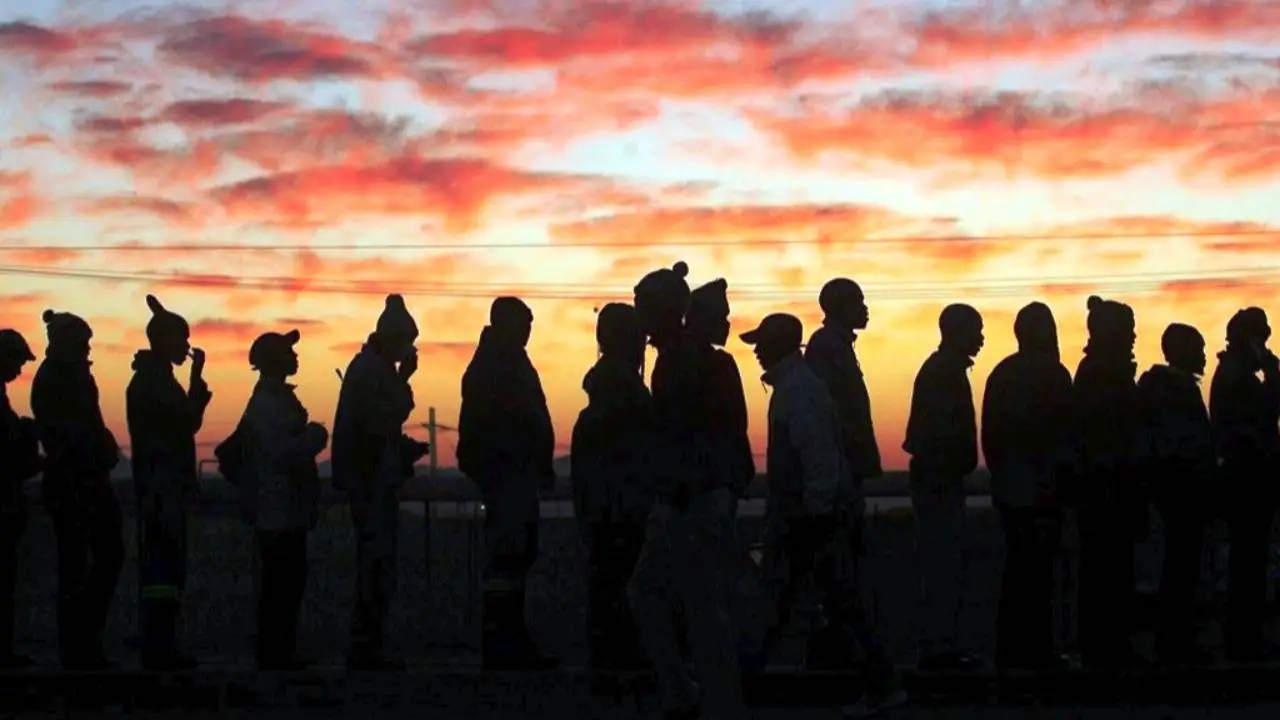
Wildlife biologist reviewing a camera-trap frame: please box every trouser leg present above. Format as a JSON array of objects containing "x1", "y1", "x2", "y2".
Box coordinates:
[
  {"x1": 911, "y1": 476, "x2": 966, "y2": 659},
  {"x1": 349, "y1": 499, "x2": 398, "y2": 660},
  {"x1": 1156, "y1": 496, "x2": 1204, "y2": 657},
  {"x1": 1225, "y1": 500, "x2": 1272, "y2": 657},
  {"x1": 139, "y1": 508, "x2": 187, "y2": 658},
  {"x1": 1077, "y1": 498, "x2": 1133, "y2": 665},
  {"x1": 811, "y1": 522, "x2": 897, "y2": 695},
  {"x1": 258, "y1": 530, "x2": 308, "y2": 663},
  {"x1": 587, "y1": 521, "x2": 645, "y2": 669},
  {"x1": 0, "y1": 502, "x2": 25, "y2": 659},
  {"x1": 996, "y1": 505, "x2": 1061, "y2": 666}
]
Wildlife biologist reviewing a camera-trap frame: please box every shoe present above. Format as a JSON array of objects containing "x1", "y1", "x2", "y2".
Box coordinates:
[
  {"x1": 0, "y1": 653, "x2": 34, "y2": 670},
  {"x1": 141, "y1": 651, "x2": 199, "y2": 672},
  {"x1": 345, "y1": 655, "x2": 407, "y2": 671},
  {"x1": 842, "y1": 688, "x2": 909, "y2": 718}
]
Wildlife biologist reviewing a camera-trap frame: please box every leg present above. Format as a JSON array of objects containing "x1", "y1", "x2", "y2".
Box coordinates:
[
  {"x1": 0, "y1": 502, "x2": 26, "y2": 664},
  {"x1": 139, "y1": 506, "x2": 192, "y2": 668},
  {"x1": 911, "y1": 475, "x2": 966, "y2": 663},
  {"x1": 48, "y1": 495, "x2": 91, "y2": 664},
  {"x1": 996, "y1": 504, "x2": 1036, "y2": 666},
  {"x1": 628, "y1": 503, "x2": 699, "y2": 714},
  {"x1": 347, "y1": 497, "x2": 388, "y2": 663},
  {"x1": 813, "y1": 522, "x2": 898, "y2": 697},
  {"x1": 1157, "y1": 496, "x2": 1205, "y2": 660},
  {"x1": 1028, "y1": 509, "x2": 1064, "y2": 664},
  {"x1": 83, "y1": 482, "x2": 124, "y2": 660},
  {"x1": 1225, "y1": 501, "x2": 1272, "y2": 659},
  {"x1": 754, "y1": 525, "x2": 808, "y2": 663}
]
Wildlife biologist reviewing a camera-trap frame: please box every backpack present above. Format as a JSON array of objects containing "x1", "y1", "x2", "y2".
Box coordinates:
[{"x1": 214, "y1": 423, "x2": 251, "y2": 489}]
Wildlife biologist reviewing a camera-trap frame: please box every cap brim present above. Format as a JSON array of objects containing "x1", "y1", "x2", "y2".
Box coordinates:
[
  {"x1": 284, "y1": 329, "x2": 301, "y2": 344},
  {"x1": 739, "y1": 329, "x2": 762, "y2": 345}
]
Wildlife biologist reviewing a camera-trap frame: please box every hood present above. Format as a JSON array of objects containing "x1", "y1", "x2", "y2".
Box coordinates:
[
  {"x1": 131, "y1": 349, "x2": 169, "y2": 374},
  {"x1": 582, "y1": 356, "x2": 639, "y2": 401},
  {"x1": 1139, "y1": 363, "x2": 1197, "y2": 393}
]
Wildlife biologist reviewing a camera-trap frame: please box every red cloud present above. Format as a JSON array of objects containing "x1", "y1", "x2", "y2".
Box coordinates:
[
  {"x1": 0, "y1": 172, "x2": 39, "y2": 230},
  {"x1": 82, "y1": 196, "x2": 199, "y2": 225},
  {"x1": 46, "y1": 80, "x2": 132, "y2": 98},
  {"x1": 159, "y1": 99, "x2": 290, "y2": 128},
  {"x1": 0, "y1": 22, "x2": 78, "y2": 58},
  {"x1": 190, "y1": 318, "x2": 261, "y2": 342}
]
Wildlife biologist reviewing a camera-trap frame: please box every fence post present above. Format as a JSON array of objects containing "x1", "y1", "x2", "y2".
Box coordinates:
[{"x1": 424, "y1": 407, "x2": 438, "y2": 586}]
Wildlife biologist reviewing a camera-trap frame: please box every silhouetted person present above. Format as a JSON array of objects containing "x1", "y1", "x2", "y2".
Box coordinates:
[
  {"x1": 457, "y1": 296, "x2": 558, "y2": 671},
  {"x1": 685, "y1": 279, "x2": 755, "y2": 499},
  {"x1": 1136, "y1": 323, "x2": 1214, "y2": 666},
  {"x1": 627, "y1": 261, "x2": 746, "y2": 720},
  {"x1": 740, "y1": 314, "x2": 906, "y2": 719},
  {"x1": 981, "y1": 302, "x2": 1073, "y2": 671},
  {"x1": 1209, "y1": 307, "x2": 1280, "y2": 663},
  {"x1": 125, "y1": 295, "x2": 210, "y2": 671},
  {"x1": 1072, "y1": 294, "x2": 1142, "y2": 669},
  {"x1": 236, "y1": 329, "x2": 328, "y2": 670},
  {"x1": 332, "y1": 294, "x2": 427, "y2": 671},
  {"x1": 0, "y1": 329, "x2": 40, "y2": 669},
  {"x1": 30, "y1": 310, "x2": 124, "y2": 670},
  {"x1": 570, "y1": 302, "x2": 654, "y2": 672},
  {"x1": 804, "y1": 277, "x2": 881, "y2": 670},
  {"x1": 903, "y1": 302, "x2": 983, "y2": 671}
]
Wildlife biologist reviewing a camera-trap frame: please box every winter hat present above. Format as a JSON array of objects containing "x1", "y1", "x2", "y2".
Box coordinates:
[
  {"x1": 1226, "y1": 306, "x2": 1270, "y2": 346},
  {"x1": 633, "y1": 261, "x2": 691, "y2": 315},
  {"x1": 375, "y1": 294, "x2": 419, "y2": 340},
  {"x1": 595, "y1": 302, "x2": 640, "y2": 354},
  {"x1": 1085, "y1": 295, "x2": 1134, "y2": 339},
  {"x1": 144, "y1": 294, "x2": 190, "y2": 344},
  {"x1": 687, "y1": 278, "x2": 729, "y2": 324},
  {"x1": 42, "y1": 309, "x2": 93, "y2": 346}
]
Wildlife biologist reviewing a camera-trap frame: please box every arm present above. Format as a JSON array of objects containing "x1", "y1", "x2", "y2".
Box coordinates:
[
  {"x1": 786, "y1": 386, "x2": 845, "y2": 516},
  {"x1": 349, "y1": 364, "x2": 415, "y2": 437},
  {"x1": 243, "y1": 394, "x2": 326, "y2": 474},
  {"x1": 979, "y1": 367, "x2": 1005, "y2": 474}
]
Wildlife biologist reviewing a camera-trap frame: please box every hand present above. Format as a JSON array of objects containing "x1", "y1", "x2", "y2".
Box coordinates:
[
  {"x1": 399, "y1": 347, "x2": 419, "y2": 380},
  {"x1": 190, "y1": 347, "x2": 206, "y2": 376},
  {"x1": 306, "y1": 422, "x2": 329, "y2": 449}
]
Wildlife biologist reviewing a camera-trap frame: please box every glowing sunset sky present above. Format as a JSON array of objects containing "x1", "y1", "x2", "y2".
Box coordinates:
[{"x1": 2, "y1": 0, "x2": 1279, "y2": 471}]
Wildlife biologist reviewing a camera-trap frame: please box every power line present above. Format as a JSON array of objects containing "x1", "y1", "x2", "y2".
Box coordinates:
[{"x1": 2, "y1": 228, "x2": 1279, "y2": 252}]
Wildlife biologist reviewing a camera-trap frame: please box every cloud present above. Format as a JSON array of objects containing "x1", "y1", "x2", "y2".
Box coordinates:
[
  {"x1": 46, "y1": 80, "x2": 133, "y2": 99},
  {"x1": 82, "y1": 195, "x2": 199, "y2": 224},
  {"x1": 159, "y1": 98, "x2": 290, "y2": 128},
  {"x1": 190, "y1": 318, "x2": 261, "y2": 343},
  {"x1": 0, "y1": 172, "x2": 39, "y2": 230},
  {"x1": 748, "y1": 88, "x2": 1280, "y2": 183},
  {"x1": 0, "y1": 22, "x2": 78, "y2": 60}
]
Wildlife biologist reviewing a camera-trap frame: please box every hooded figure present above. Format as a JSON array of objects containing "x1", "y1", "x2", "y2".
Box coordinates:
[
  {"x1": 1208, "y1": 307, "x2": 1280, "y2": 662},
  {"x1": 1136, "y1": 323, "x2": 1215, "y2": 665},
  {"x1": 803, "y1": 277, "x2": 881, "y2": 670},
  {"x1": 331, "y1": 294, "x2": 428, "y2": 670},
  {"x1": 0, "y1": 329, "x2": 39, "y2": 669},
  {"x1": 685, "y1": 279, "x2": 755, "y2": 498},
  {"x1": 456, "y1": 296, "x2": 558, "y2": 671},
  {"x1": 903, "y1": 303, "x2": 984, "y2": 671},
  {"x1": 625, "y1": 261, "x2": 747, "y2": 720},
  {"x1": 124, "y1": 294, "x2": 211, "y2": 670},
  {"x1": 30, "y1": 309, "x2": 124, "y2": 670},
  {"x1": 1071, "y1": 294, "x2": 1142, "y2": 669},
  {"x1": 236, "y1": 329, "x2": 328, "y2": 670},
  {"x1": 740, "y1": 314, "x2": 906, "y2": 718},
  {"x1": 570, "y1": 302, "x2": 654, "y2": 671},
  {"x1": 981, "y1": 301, "x2": 1073, "y2": 671}
]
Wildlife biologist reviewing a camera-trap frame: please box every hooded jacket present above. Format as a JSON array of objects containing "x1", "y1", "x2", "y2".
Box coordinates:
[
  {"x1": 570, "y1": 355, "x2": 656, "y2": 529},
  {"x1": 805, "y1": 321, "x2": 882, "y2": 481},
  {"x1": 456, "y1": 326, "x2": 555, "y2": 489},
  {"x1": 330, "y1": 342, "x2": 415, "y2": 496},
  {"x1": 125, "y1": 349, "x2": 211, "y2": 507},
  {"x1": 1209, "y1": 348, "x2": 1280, "y2": 470},
  {"x1": 903, "y1": 347, "x2": 979, "y2": 479},
  {"x1": 1071, "y1": 349, "x2": 1141, "y2": 503},
  {"x1": 981, "y1": 348, "x2": 1073, "y2": 507},
  {"x1": 31, "y1": 356, "x2": 119, "y2": 483},
  {"x1": 239, "y1": 377, "x2": 327, "y2": 531},
  {"x1": 763, "y1": 353, "x2": 850, "y2": 520},
  {"x1": 1136, "y1": 364, "x2": 1215, "y2": 489}
]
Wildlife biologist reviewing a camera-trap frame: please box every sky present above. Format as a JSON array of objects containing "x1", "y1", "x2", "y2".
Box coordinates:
[{"x1": 2, "y1": 0, "x2": 1280, "y2": 471}]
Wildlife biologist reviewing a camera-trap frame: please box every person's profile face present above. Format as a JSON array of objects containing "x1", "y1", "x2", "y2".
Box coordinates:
[
  {"x1": 846, "y1": 293, "x2": 869, "y2": 330},
  {"x1": 284, "y1": 348, "x2": 300, "y2": 377},
  {"x1": 168, "y1": 333, "x2": 191, "y2": 365},
  {"x1": 0, "y1": 357, "x2": 25, "y2": 383}
]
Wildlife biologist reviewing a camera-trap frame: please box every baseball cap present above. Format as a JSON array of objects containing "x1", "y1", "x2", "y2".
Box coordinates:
[
  {"x1": 0, "y1": 329, "x2": 36, "y2": 362},
  {"x1": 249, "y1": 329, "x2": 301, "y2": 369},
  {"x1": 739, "y1": 313, "x2": 803, "y2": 348}
]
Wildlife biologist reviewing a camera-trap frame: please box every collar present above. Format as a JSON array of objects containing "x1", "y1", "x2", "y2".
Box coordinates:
[
  {"x1": 256, "y1": 375, "x2": 297, "y2": 394},
  {"x1": 936, "y1": 344, "x2": 975, "y2": 370},
  {"x1": 821, "y1": 319, "x2": 856, "y2": 345},
  {"x1": 762, "y1": 352, "x2": 805, "y2": 386}
]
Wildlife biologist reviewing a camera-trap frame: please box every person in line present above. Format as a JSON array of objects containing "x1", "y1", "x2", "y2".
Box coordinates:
[
  {"x1": 0, "y1": 329, "x2": 40, "y2": 669},
  {"x1": 30, "y1": 309, "x2": 124, "y2": 670},
  {"x1": 332, "y1": 294, "x2": 429, "y2": 671},
  {"x1": 903, "y1": 303, "x2": 984, "y2": 671},
  {"x1": 1136, "y1": 323, "x2": 1215, "y2": 666},
  {"x1": 237, "y1": 329, "x2": 329, "y2": 670},
  {"x1": 457, "y1": 297, "x2": 559, "y2": 671},
  {"x1": 803, "y1": 277, "x2": 881, "y2": 670},
  {"x1": 627, "y1": 261, "x2": 746, "y2": 720},
  {"x1": 740, "y1": 313, "x2": 906, "y2": 718},
  {"x1": 1209, "y1": 307, "x2": 1280, "y2": 663},
  {"x1": 1071, "y1": 295, "x2": 1143, "y2": 669},
  {"x1": 570, "y1": 302, "x2": 654, "y2": 672},
  {"x1": 125, "y1": 295, "x2": 211, "y2": 670},
  {"x1": 981, "y1": 302, "x2": 1073, "y2": 671}
]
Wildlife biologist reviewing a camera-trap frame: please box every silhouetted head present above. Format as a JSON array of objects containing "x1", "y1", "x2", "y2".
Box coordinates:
[
  {"x1": 740, "y1": 313, "x2": 803, "y2": 372},
  {"x1": 249, "y1": 329, "x2": 301, "y2": 379},
  {"x1": 1226, "y1": 307, "x2": 1270, "y2": 350},
  {"x1": 1161, "y1": 323, "x2": 1206, "y2": 377},
  {"x1": 489, "y1": 296, "x2": 534, "y2": 348},
  {"x1": 0, "y1": 329, "x2": 36, "y2": 384},
  {"x1": 1013, "y1": 302, "x2": 1058, "y2": 356},
  {"x1": 686, "y1": 278, "x2": 731, "y2": 346},
  {"x1": 939, "y1": 303, "x2": 984, "y2": 358},
  {"x1": 633, "y1": 261, "x2": 691, "y2": 346},
  {"x1": 819, "y1": 278, "x2": 868, "y2": 331},
  {"x1": 1084, "y1": 295, "x2": 1136, "y2": 356},
  {"x1": 595, "y1": 303, "x2": 644, "y2": 368},
  {"x1": 42, "y1": 309, "x2": 93, "y2": 362},
  {"x1": 144, "y1": 295, "x2": 191, "y2": 366},
  {"x1": 373, "y1": 294, "x2": 419, "y2": 362}
]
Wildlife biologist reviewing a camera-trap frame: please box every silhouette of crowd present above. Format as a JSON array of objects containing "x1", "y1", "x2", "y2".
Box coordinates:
[{"x1": 1, "y1": 264, "x2": 1279, "y2": 719}]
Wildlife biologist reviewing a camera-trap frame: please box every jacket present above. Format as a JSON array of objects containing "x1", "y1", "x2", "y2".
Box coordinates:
[
  {"x1": 648, "y1": 333, "x2": 733, "y2": 502},
  {"x1": 125, "y1": 350, "x2": 211, "y2": 511},
  {"x1": 763, "y1": 353, "x2": 850, "y2": 520},
  {"x1": 1071, "y1": 350, "x2": 1141, "y2": 484},
  {"x1": 570, "y1": 356, "x2": 655, "y2": 529},
  {"x1": 705, "y1": 346, "x2": 756, "y2": 496},
  {"x1": 31, "y1": 357, "x2": 120, "y2": 484},
  {"x1": 330, "y1": 344, "x2": 415, "y2": 497},
  {"x1": 239, "y1": 377, "x2": 326, "y2": 531},
  {"x1": 1, "y1": 384, "x2": 42, "y2": 508},
  {"x1": 456, "y1": 326, "x2": 555, "y2": 490},
  {"x1": 1136, "y1": 364, "x2": 1215, "y2": 492},
  {"x1": 805, "y1": 322, "x2": 882, "y2": 480},
  {"x1": 981, "y1": 349, "x2": 1073, "y2": 507},
  {"x1": 903, "y1": 347, "x2": 978, "y2": 479},
  {"x1": 1209, "y1": 349, "x2": 1280, "y2": 471}
]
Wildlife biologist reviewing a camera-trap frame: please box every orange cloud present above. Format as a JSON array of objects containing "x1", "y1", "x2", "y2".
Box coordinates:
[
  {"x1": 0, "y1": 171, "x2": 39, "y2": 230},
  {"x1": 46, "y1": 80, "x2": 133, "y2": 98}
]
